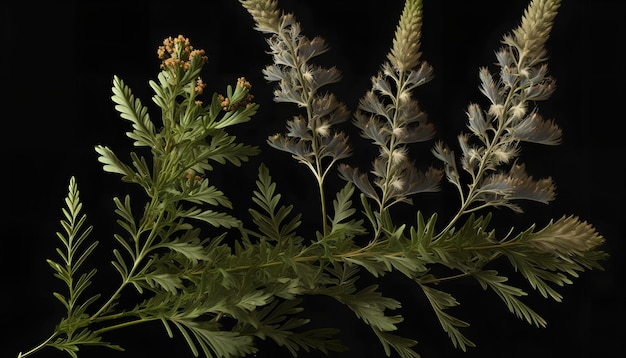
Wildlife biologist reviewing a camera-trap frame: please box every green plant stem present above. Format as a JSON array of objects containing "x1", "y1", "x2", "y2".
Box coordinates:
[
  {"x1": 93, "y1": 316, "x2": 159, "y2": 335},
  {"x1": 317, "y1": 176, "x2": 329, "y2": 237},
  {"x1": 216, "y1": 238, "x2": 517, "y2": 276},
  {"x1": 417, "y1": 271, "x2": 472, "y2": 285},
  {"x1": 17, "y1": 335, "x2": 55, "y2": 358}
]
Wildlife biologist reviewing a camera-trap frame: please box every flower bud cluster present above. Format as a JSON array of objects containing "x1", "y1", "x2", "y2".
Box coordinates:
[
  {"x1": 157, "y1": 34, "x2": 208, "y2": 77},
  {"x1": 218, "y1": 77, "x2": 255, "y2": 112}
]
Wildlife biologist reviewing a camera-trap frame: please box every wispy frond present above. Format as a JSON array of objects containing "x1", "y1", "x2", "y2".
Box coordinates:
[
  {"x1": 434, "y1": 0, "x2": 563, "y2": 220},
  {"x1": 243, "y1": 0, "x2": 352, "y2": 237},
  {"x1": 508, "y1": 111, "x2": 562, "y2": 145},
  {"x1": 343, "y1": 0, "x2": 439, "y2": 236}
]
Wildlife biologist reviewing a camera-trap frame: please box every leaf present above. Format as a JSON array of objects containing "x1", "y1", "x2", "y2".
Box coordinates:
[
  {"x1": 329, "y1": 182, "x2": 367, "y2": 238},
  {"x1": 382, "y1": 255, "x2": 424, "y2": 278},
  {"x1": 200, "y1": 131, "x2": 260, "y2": 167},
  {"x1": 330, "y1": 182, "x2": 357, "y2": 225},
  {"x1": 236, "y1": 290, "x2": 274, "y2": 311},
  {"x1": 50, "y1": 177, "x2": 100, "y2": 325},
  {"x1": 48, "y1": 328, "x2": 124, "y2": 358},
  {"x1": 179, "y1": 181, "x2": 234, "y2": 208},
  {"x1": 172, "y1": 320, "x2": 256, "y2": 358},
  {"x1": 373, "y1": 329, "x2": 420, "y2": 358},
  {"x1": 343, "y1": 256, "x2": 391, "y2": 278},
  {"x1": 282, "y1": 327, "x2": 347, "y2": 356},
  {"x1": 178, "y1": 207, "x2": 241, "y2": 229},
  {"x1": 249, "y1": 164, "x2": 302, "y2": 241},
  {"x1": 502, "y1": 215, "x2": 607, "y2": 302},
  {"x1": 158, "y1": 241, "x2": 209, "y2": 265},
  {"x1": 111, "y1": 75, "x2": 158, "y2": 148},
  {"x1": 472, "y1": 270, "x2": 547, "y2": 328},
  {"x1": 213, "y1": 102, "x2": 259, "y2": 129},
  {"x1": 246, "y1": 298, "x2": 347, "y2": 356},
  {"x1": 419, "y1": 284, "x2": 475, "y2": 351},
  {"x1": 94, "y1": 145, "x2": 138, "y2": 181},
  {"x1": 146, "y1": 273, "x2": 184, "y2": 293},
  {"x1": 335, "y1": 284, "x2": 403, "y2": 332}
]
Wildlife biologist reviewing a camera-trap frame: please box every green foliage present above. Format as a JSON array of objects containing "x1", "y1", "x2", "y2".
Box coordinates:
[{"x1": 18, "y1": 0, "x2": 608, "y2": 357}]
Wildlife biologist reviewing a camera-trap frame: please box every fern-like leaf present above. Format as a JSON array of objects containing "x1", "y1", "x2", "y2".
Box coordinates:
[
  {"x1": 111, "y1": 75, "x2": 158, "y2": 148},
  {"x1": 171, "y1": 319, "x2": 256, "y2": 358},
  {"x1": 472, "y1": 270, "x2": 547, "y2": 328},
  {"x1": 248, "y1": 163, "x2": 302, "y2": 241},
  {"x1": 48, "y1": 177, "x2": 99, "y2": 320},
  {"x1": 419, "y1": 284, "x2": 474, "y2": 351}
]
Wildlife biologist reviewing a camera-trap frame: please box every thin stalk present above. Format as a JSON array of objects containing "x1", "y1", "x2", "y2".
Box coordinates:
[
  {"x1": 93, "y1": 317, "x2": 160, "y2": 335},
  {"x1": 17, "y1": 335, "x2": 55, "y2": 358}
]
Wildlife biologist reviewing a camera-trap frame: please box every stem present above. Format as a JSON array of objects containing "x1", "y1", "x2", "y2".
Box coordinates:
[
  {"x1": 93, "y1": 316, "x2": 159, "y2": 335},
  {"x1": 214, "y1": 237, "x2": 519, "y2": 275},
  {"x1": 318, "y1": 175, "x2": 329, "y2": 237},
  {"x1": 17, "y1": 335, "x2": 55, "y2": 358},
  {"x1": 417, "y1": 271, "x2": 472, "y2": 285}
]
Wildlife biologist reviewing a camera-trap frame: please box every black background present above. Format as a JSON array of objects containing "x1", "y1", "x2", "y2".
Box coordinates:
[{"x1": 4, "y1": 0, "x2": 625, "y2": 357}]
